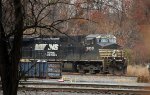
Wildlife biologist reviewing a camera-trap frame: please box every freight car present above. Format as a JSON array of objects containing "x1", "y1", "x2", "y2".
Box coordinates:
[{"x1": 20, "y1": 34, "x2": 127, "y2": 76}]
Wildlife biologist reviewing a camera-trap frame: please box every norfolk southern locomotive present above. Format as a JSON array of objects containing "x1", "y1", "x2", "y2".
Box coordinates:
[{"x1": 21, "y1": 34, "x2": 127, "y2": 75}]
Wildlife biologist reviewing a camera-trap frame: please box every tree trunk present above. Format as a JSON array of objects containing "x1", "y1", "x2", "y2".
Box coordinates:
[
  {"x1": 0, "y1": 7, "x2": 13, "y2": 95},
  {"x1": 0, "y1": 0, "x2": 24, "y2": 95},
  {"x1": 0, "y1": 0, "x2": 2, "y2": 78}
]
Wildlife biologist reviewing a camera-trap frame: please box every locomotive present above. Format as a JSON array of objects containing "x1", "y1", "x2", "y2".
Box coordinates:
[{"x1": 21, "y1": 34, "x2": 127, "y2": 75}]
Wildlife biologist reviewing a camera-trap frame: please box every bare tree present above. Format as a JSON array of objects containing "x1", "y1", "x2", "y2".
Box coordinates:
[
  {"x1": 0, "y1": 0, "x2": 23, "y2": 95},
  {"x1": 0, "y1": 0, "x2": 90, "y2": 95}
]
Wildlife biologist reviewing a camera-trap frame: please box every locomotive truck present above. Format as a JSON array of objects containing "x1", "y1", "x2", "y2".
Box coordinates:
[{"x1": 20, "y1": 34, "x2": 127, "y2": 76}]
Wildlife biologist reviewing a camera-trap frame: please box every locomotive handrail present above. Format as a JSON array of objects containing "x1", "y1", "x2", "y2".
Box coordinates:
[{"x1": 99, "y1": 49, "x2": 125, "y2": 58}]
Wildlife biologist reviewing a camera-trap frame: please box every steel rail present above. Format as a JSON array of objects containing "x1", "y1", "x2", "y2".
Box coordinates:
[
  {"x1": 18, "y1": 81, "x2": 150, "y2": 89},
  {"x1": 0, "y1": 82, "x2": 150, "y2": 94},
  {"x1": 62, "y1": 72, "x2": 138, "y2": 77},
  {"x1": 17, "y1": 86, "x2": 150, "y2": 95},
  {"x1": 1, "y1": 80, "x2": 150, "y2": 89}
]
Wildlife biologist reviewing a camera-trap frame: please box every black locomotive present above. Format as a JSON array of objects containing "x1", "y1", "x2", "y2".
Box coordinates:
[{"x1": 21, "y1": 34, "x2": 127, "y2": 75}]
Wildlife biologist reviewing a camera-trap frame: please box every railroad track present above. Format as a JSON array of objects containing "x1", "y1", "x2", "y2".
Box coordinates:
[
  {"x1": 0, "y1": 81, "x2": 150, "y2": 95},
  {"x1": 18, "y1": 86, "x2": 150, "y2": 95},
  {"x1": 17, "y1": 81, "x2": 150, "y2": 95},
  {"x1": 62, "y1": 72, "x2": 137, "y2": 77},
  {"x1": 1, "y1": 79, "x2": 150, "y2": 95}
]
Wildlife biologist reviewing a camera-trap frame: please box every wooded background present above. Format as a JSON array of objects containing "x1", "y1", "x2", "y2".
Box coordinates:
[{"x1": 0, "y1": 0, "x2": 150, "y2": 95}]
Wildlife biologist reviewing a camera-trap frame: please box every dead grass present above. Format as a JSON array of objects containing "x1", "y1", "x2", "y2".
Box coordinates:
[{"x1": 127, "y1": 65, "x2": 150, "y2": 83}]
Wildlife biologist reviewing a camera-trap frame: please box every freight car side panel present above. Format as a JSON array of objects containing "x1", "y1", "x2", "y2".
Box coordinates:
[{"x1": 19, "y1": 61, "x2": 62, "y2": 79}]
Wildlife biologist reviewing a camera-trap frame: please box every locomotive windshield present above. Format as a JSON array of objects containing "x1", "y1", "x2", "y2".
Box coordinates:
[
  {"x1": 97, "y1": 35, "x2": 116, "y2": 44},
  {"x1": 85, "y1": 34, "x2": 117, "y2": 45},
  {"x1": 109, "y1": 38, "x2": 116, "y2": 43},
  {"x1": 100, "y1": 38, "x2": 109, "y2": 43}
]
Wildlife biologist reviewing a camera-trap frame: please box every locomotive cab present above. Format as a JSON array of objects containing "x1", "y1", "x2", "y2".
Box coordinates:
[
  {"x1": 76, "y1": 34, "x2": 127, "y2": 75},
  {"x1": 96, "y1": 35, "x2": 127, "y2": 75}
]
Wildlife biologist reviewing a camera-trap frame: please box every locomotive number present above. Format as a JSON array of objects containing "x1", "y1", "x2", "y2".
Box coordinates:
[{"x1": 86, "y1": 47, "x2": 94, "y2": 51}]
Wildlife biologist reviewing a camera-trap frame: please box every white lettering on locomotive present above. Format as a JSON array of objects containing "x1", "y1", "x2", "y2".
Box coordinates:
[
  {"x1": 35, "y1": 44, "x2": 59, "y2": 50},
  {"x1": 48, "y1": 44, "x2": 58, "y2": 50},
  {"x1": 47, "y1": 52, "x2": 57, "y2": 56},
  {"x1": 112, "y1": 50, "x2": 117, "y2": 57}
]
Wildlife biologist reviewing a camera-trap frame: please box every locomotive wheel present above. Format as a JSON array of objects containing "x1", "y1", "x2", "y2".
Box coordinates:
[
  {"x1": 113, "y1": 64, "x2": 126, "y2": 75},
  {"x1": 113, "y1": 69, "x2": 124, "y2": 76},
  {"x1": 77, "y1": 65, "x2": 85, "y2": 74},
  {"x1": 108, "y1": 67, "x2": 114, "y2": 75},
  {"x1": 122, "y1": 67, "x2": 127, "y2": 75},
  {"x1": 95, "y1": 70, "x2": 100, "y2": 74},
  {"x1": 89, "y1": 70, "x2": 96, "y2": 74},
  {"x1": 78, "y1": 70, "x2": 86, "y2": 74}
]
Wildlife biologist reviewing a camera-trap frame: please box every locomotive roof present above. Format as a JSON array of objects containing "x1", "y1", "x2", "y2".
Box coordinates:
[
  {"x1": 96, "y1": 34, "x2": 116, "y2": 39},
  {"x1": 86, "y1": 34, "x2": 100, "y2": 38},
  {"x1": 86, "y1": 34, "x2": 116, "y2": 40},
  {"x1": 34, "y1": 37, "x2": 60, "y2": 40}
]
